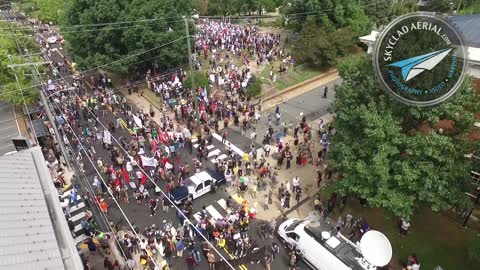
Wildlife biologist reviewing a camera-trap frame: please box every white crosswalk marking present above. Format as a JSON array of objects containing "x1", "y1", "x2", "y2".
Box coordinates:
[
  {"x1": 61, "y1": 188, "x2": 89, "y2": 244},
  {"x1": 193, "y1": 213, "x2": 202, "y2": 222},
  {"x1": 191, "y1": 199, "x2": 229, "y2": 223},
  {"x1": 69, "y1": 211, "x2": 85, "y2": 223},
  {"x1": 217, "y1": 154, "x2": 228, "y2": 160},
  {"x1": 211, "y1": 133, "x2": 245, "y2": 156},
  {"x1": 217, "y1": 199, "x2": 227, "y2": 211},
  {"x1": 206, "y1": 205, "x2": 223, "y2": 220},
  {"x1": 207, "y1": 149, "x2": 221, "y2": 157},
  {"x1": 206, "y1": 145, "x2": 215, "y2": 150},
  {"x1": 211, "y1": 154, "x2": 228, "y2": 163},
  {"x1": 70, "y1": 202, "x2": 85, "y2": 212},
  {"x1": 74, "y1": 234, "x2": 88, "y2": 244},
  {"x1": 193, "y1": 144, "x2": 199, "y2": 148}
]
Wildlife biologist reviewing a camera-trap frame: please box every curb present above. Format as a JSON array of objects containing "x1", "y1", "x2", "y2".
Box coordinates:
[
  {"x1": 259, "y1": 69, "x2": 338, "y2": 103},
  {"x1": 142, "y1": 91, "x2": 163, "y2": 112}
]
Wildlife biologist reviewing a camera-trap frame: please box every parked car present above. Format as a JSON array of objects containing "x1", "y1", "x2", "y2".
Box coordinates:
[{"x1": 169, "y1": 169, "x2": 224, "y2": 204}]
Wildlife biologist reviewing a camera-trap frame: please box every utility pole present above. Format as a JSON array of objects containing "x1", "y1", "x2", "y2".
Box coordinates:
[
  {"x1": 8, "y1": 23, "x2": 72, "y2": 169},
  {"x1": 183, "y1": 16, "x2": 199, "y2": 124},
  {"x1": 6, "y1": 55, "x2": 39, "y2": 145}
]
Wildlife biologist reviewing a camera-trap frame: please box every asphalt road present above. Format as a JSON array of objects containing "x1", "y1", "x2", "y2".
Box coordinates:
[
  {"x1": 0, "y1": 11, "x2": 22, "y2": 155},
  {"x1": 0, "y1": 102, "x2": 20, "y2": 155},
  {"x1": 34, "y1": 27, "x2": 303, "y2": 270},
  {"x1": 229, "y1": 78, "x2": 342, "y2": 148}
]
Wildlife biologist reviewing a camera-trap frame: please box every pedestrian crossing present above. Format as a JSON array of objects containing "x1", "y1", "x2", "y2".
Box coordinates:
[
  {"x1": 60, "y1": 188, "x2": 88, "y2": 244},
  {"x1": 191, "y1": 137, "x2": 234, "y2": 164},
  {"x1": 192, "y1": 198, "x2": 230, "y2": 222}
]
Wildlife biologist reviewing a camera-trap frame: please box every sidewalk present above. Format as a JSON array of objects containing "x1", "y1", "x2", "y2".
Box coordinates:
[
  {"x1": 260, "y1": 70, "x2": 340, "y2": 111},
  {"x1": 118, "y1": 76, "x2": 338, "y2": 222}
]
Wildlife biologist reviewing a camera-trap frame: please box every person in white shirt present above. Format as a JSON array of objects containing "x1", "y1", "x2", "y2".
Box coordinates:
[{"x1": 292, "y1": 176, "x2": 300, "y2": 193}]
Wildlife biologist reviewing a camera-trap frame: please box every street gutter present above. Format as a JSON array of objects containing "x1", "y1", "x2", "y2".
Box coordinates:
[{"x1": 258, "y1": 68, "x2": 338, "y2": 103}]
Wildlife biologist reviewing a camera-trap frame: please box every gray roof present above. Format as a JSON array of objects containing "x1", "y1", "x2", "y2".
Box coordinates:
[
  {"x1": 30, "y1": 119, "x2": 50, "y2": 138},
  {"x1": 448, "y1": 15, "x2": 480, "y2": 47},
  {"x1": 0, "y1": 147, "x2": 82, "y2": 270}
]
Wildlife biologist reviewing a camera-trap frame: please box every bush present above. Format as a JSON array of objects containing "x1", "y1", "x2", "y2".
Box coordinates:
[
  {"x1": 246, "y1": 76, "x2": 262, "y2": 97},
  {"x1": 468, "y1": 237, "x2": 480, "y2": 264},
  {"x1": 184, "y1": 71, "x2": 209, "y2": 90}
]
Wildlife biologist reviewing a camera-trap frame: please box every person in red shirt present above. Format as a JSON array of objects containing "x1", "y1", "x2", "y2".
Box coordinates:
[{"x1": 186, "y1": 254, "x2": 196, "y2": 270}]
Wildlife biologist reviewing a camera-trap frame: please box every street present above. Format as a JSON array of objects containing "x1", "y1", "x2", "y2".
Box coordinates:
[
  {"x1": 37, "y1": 28, "x2": 304, "y2": 270},
  {"x1": 0, "y1": 102, "x2": 20, "y2": 155},
  {"x1": 227, "y1": 78, "x2": 341, "y2": 149}
]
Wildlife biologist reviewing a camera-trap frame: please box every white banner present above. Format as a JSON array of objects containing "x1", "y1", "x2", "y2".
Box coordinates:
[
  {"x1": 133, "y1": 115, "x2": 143, "y2": 128},
  {"x1": 103, "y1": 130, "x2": 111, "y2": 145},
  {"x1": 141, "y1": 155, "x2": 158, "y2": 167}
]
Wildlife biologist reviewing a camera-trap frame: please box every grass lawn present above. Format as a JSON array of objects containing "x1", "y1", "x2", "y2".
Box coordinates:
[
  {"x1": 320, "y1": 184, "x2": 480, "y2": 270},
  {"x1": 259, "y1": 64, "x2": 324, "y2": 90}
]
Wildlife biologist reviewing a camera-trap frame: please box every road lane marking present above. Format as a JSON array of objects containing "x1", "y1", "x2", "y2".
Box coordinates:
[{"x1": 12, "y1": 105, "x2": 20, "y2": 136}]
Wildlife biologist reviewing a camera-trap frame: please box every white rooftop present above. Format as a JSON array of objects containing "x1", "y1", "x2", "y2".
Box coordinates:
[{"x1": 0, "y1": 147, "x2": 82, "y2": 270}]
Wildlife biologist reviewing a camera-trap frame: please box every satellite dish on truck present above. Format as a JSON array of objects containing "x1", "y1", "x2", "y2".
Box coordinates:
[{"x1": 360, "y1": 230, "x2": 392, "y2": 267}]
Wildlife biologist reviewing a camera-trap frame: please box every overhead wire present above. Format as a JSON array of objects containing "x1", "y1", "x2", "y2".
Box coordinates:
[
  {"x1": 36, "y1": 24, "x2": 235, "y2": 266},
  {"x1": 54, "y1": 55, "x2": 238, "y2": 270},
  {"x1": 10, "y1": 16, "x2": 151, "y2": 264},
  {"x1": 47, "y1": 103, "x2": 161, "y2": 269},
  {"x1": 0, "y1": 16, "x2": 187, "y2": 32},
  {"x1": 4, "y1": 21, "x2": 39, "y2": 144},
  {"x1": 5, "y1": 35, "x2": 189, "y2": 96}
]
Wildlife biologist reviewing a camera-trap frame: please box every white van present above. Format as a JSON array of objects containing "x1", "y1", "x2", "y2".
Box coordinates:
[{"x1": 278, "y1": 219, "x2": 374, "y2": 270}]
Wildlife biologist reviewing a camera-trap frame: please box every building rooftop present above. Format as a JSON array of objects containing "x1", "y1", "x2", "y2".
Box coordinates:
[
  {"x1": 448, "y1": 14, "x2": 480, "y2": 48},
  {"x1": 0, "y1": 147, "x2": 82, "y2": 270}
]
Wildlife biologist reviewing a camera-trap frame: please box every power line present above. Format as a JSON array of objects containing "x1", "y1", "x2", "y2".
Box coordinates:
[
  {"x1": 51, "y1": 52, "x2": 236, "y2": 268},
  {"x1": 36, "y1": 19, "x2": 233, "y2": 264},
  {"x1": 7, "y1": 35, "x2": 189, "y2": 96},
  {"x1": 0, "y1": 16, "x2": 187, "y2": 32},
  {"x1": 48, "y1": 103, "x2": 161, "y2": 269}
]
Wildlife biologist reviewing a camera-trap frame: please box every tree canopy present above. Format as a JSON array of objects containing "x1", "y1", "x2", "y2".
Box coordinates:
[
  {"x1": 205, "y1": 0, "x2": 279, "y2": 16},
  {"x1": 17, "y1": 0, "x2": 66, "y2": 23},
  {"x1": 292, "y1": 19, "x2": 355, "y2": 68},
  {"x1": 329, "y1": 56, "x2": 480, "y2": 220},
  {"x1": 63, "y1": 0, "x2": 192, "y2": 74},
  {"x1": 0, "y1": 24, "x2": 39, "y2": 106}
]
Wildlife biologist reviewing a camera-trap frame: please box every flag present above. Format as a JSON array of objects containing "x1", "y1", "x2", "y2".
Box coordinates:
[
  {"x1": 122, "y1": 166, "x2": 130, "y2": 183},
  {"x1": 152, "y1": 138, "x2": 158, "y2": 153},
  {"x1": 141, "y1": 155, "x2": 158, "y2": 167},
  {"x1": 140, "y1": 173, "x2": 147, "y2": 185},
  {"x1": 158, "y1": 128, "x2": 164, "y2": 143},
  {"x1": 133, "y1": 115, "x2": 143, "y2": 128}
]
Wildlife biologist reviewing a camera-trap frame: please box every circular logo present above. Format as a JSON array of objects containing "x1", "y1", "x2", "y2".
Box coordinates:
[{"x1": 374, "y1": 12, "x2": 466, "y2": 106}]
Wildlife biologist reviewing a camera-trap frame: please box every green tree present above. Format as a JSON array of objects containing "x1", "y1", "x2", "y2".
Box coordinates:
[
  {"x1": 207, "y1": 0, "x2": 236, "y2": 15},
  {"x1": 184, "y1": 71, "x2": 209, "y2": 91},
  {"x1": 246, "y1": 75, "x2": 262, "y2": 97},
  {"x1": 293, "y1": 20, "x2": 354, "y2": 68},
  {"x1": 329, "y1": 56, "x2": 480, "y2": 219},
  {"x1": 63, "y1": 0, "x2": 191, "y2": 74},
  {"x1": 18, "y1": 0, "x2": 66, "y2": 23},
  {"x1": 282, "y1": 0, "x2": 370, "y2": 33},
  {"x1": 0, "y1": 25, "x2": 39, "y2": 106}
]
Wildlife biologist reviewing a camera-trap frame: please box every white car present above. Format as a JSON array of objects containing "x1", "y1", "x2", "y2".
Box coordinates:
[{"x1": 169, "y1": 169, "x2": 225, "y2": 204}]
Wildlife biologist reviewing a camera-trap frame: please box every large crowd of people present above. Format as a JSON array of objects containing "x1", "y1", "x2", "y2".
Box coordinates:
[{"x1": 27, "y1": 16, "x2": 380, "y2": 270}]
